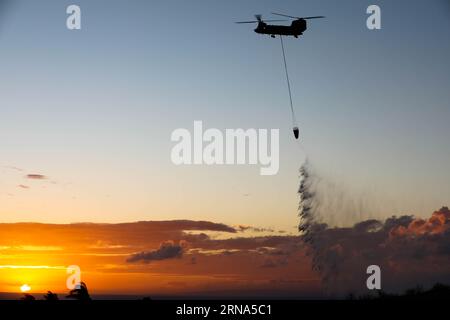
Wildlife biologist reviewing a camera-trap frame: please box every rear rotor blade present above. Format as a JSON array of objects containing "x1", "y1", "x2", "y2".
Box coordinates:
[
  {"x1": 271, "y1": 12, "x2": 298, "y2": 19},
  {"x1": 236, "y1": 19, "x2": 287, "y2": 24}
]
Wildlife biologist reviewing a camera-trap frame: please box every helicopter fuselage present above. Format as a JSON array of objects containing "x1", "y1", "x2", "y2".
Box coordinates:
[{"x1": 254, "y1": 19, "x2": 307, "y2": 38}]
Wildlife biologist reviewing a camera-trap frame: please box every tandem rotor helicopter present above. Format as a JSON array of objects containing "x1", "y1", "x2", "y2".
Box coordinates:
[
  {"x1": 236, "y1": 12, "x2": 325, "y2": 38},
  {"x1": 236, "y1": 13, "x2": 325, "y2": 140}
]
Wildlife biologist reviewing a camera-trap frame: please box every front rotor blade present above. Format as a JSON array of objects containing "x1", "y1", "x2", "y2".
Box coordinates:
[
  {"x1": 272, "y1": 12, "x2": 325, "y2": 20},
  {"x1": 302, "y1": 16, "x2": 325, "y2": 20},
  {"x1": 235, "y1": 21, "x2": 259, "y2": 24}
]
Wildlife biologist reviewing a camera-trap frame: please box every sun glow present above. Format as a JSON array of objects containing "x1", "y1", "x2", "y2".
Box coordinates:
[{"x1": 20, "y1": 284, "x2": 31, "y2": 292}]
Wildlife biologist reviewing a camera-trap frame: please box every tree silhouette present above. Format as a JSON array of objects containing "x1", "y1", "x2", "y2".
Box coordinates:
[
  {"x1": 20, "y1": 293, "x2": 36, "y2": 301},
  {"x1": 348, "y1": 283, "x2": 450, "y2": 300},
  {"x1": 43, "y1": 291, "x2": 59, "y2": 300},
  {"x1": 66, "y1": 282, "x2": 91, "y2": 300}
]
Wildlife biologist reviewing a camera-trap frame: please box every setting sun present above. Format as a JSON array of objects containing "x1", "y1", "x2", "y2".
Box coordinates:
[{"x1": 20, "y1": 284, "x2": 31, "y2": 293}]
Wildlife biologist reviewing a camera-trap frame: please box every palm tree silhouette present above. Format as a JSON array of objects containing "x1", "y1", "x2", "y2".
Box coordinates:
[{"x1": 66, "y1": 282, "x2": 91, "y2": 300}]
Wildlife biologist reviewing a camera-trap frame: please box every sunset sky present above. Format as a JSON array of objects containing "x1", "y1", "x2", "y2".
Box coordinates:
[
  {"x1": 0, "y1": 221, "x2": 318, "y2": 297},
  {"x1": 0, "y1": 207, "x2": 449, "y2": 297},
  {"x1": 0, "y1": 0, "x2": 449, "y2": 297}
]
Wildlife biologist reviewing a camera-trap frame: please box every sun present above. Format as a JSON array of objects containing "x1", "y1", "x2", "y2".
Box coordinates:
[{"x1": 20, "y1": 284, "x2": 31, "y2": 293}]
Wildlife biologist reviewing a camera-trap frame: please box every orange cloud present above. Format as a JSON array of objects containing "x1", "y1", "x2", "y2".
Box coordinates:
[{"x1": 390, "y1": 207, "x2": 450, "y2": 237}]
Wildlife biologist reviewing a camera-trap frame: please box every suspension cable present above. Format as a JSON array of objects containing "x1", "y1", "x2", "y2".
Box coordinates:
[{"x1": 280, "y1": 35, "x2": 297, "y2": 126}]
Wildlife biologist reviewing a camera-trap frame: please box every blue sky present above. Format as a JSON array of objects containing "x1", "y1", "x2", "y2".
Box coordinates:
[{"x1": 0, "y1": 0, "x2": 449, "y2": 229}]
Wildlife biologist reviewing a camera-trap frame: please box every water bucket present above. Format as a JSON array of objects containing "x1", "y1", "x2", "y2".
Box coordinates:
[{"x1": 293, "y1": 127, "x2": 300, "y2": 140}]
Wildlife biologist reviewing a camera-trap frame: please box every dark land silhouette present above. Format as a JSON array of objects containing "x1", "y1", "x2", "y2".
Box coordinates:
[{"x1": 16, "y1": 282, "x2": 450, "y2": 301}]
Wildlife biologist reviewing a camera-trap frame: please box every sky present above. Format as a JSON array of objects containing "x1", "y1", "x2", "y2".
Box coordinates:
[
  {"x1": 0, "y1": 0, "x2": 449, "y2": 297},
  {"x1": 1, "y1": 0, "x2": 450, "y2": 229}
]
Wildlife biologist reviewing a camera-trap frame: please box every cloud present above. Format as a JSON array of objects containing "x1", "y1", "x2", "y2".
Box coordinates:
[
  {"x1": 25, "y1": 174, "x2": 47, "y2": 180},
  {"x1": 260, "y1": 257, "x2": 288, "y2": 268},
  {"x1": 0, "y1": 220, "x2": 237, "y2": 250},
  {"x1": 3, "y1": 166, "x2": 23, "y2": 172},
  {"x1": 127, "y1": 241, "x2": 185, "y2": 263},
  {"x1": 236, "y1": 225, "x2": 275, "y2": 233},
  {"x1": 196, "y1": 235, "x2": 302, "y2": 253},
  {"x1": 260, "y1": 259, "x2": 277, "y2": 268}
]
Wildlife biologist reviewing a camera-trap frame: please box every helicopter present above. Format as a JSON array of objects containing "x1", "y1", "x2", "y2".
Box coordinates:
[{"x1": 236, "y1": 13, "x2": 325, "y2": 38}]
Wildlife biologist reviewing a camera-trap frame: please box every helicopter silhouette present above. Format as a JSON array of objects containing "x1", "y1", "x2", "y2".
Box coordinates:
[{"x1": 236, "y1": 13, "x2": 325, "y2": 38}]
